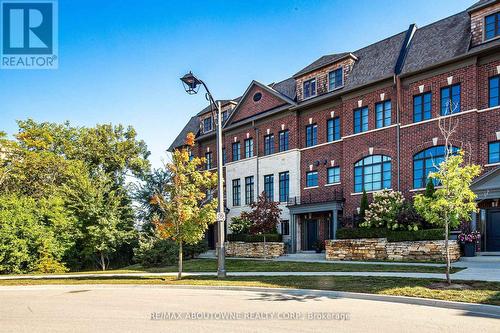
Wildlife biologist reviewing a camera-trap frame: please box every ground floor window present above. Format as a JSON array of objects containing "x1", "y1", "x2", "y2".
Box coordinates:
[
  {"x1": 281, "y1": 220, "x2": 289, "y2": 235},
  {"x1": 413, "y1": 146, "x2": 459, "y2": 188},
  {"x1": 354, "y1": 155, "x2": 391, "y2": 192}
]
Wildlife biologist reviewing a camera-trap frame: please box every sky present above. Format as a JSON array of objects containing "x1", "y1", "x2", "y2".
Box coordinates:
[{"x1": 0, "y1": 0, "x2": 477, "y2": 168}]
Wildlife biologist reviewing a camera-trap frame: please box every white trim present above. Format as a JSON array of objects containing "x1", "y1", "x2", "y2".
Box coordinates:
[
  {"x1": 401, "y1": 108, "x2": 478, "y2": 129},
  {"x1": 303, "y1": 186, "x2": 319, "y2": 190},
  {"x1": 343, "y1": 124, "x2": 399, "y2": 140},
  {"x1": 410, "y1": 185, "x2": 443, "y2": 192},
  {"x1": 300, "y1": 138, "x2": 343, "y2": 151},
  {"x1": 485, "y1": 162, "x2": 500, "y2": 167},
  {"x1": 325, "y1": 182, "x2": 341, "y2": 187},
  {"x1": 477, "y1": 105, "x2": 500, "y2": 113},
  {"x1": 351, "y1": 189, "x2": 393, "y2": 196}
]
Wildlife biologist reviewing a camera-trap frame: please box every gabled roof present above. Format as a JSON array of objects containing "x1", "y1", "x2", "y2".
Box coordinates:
[
  {"x1": 196, "y1": 99, "x2": 237, "y2": 116},
  {"x1": 167, "y1": 116, "x2": 199, "y2": 152},
  {"x1": 467, "y1": 0, "x2": 498, "y2": 12},
  {"x1": 400, "y1": 11, "x2": 471, "y2": 75},
  {"x1": 471, "y1": 167, "x2": 500, "y2": 199},
  {"x1": 270, "y1": 77, "x2": 297, "y2": 100},
  {"x1": 293, "y1": 52, "x2": 354, "y2": 78}
]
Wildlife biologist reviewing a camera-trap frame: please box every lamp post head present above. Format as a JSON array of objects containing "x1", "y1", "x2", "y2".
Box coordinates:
[{"x1": 180, "y1": 71, "x2": 202, "y2": 95}]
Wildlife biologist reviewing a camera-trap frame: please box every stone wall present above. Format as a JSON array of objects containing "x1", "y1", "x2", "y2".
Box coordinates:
[
  {"x1": 325, "y1": 238, "x2": 460, "y2": 262},
  {"x1": 225, "y1": 242, "x2": 284, "y2": 258}
]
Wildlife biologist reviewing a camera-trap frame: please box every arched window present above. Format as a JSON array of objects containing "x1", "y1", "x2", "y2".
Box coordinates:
[
  {"x1": 354, "y1": 155, "x2": 392, "y2": 192},
  {"x1": 413, "y1": 146, "x2": 459, "y2": 189}
]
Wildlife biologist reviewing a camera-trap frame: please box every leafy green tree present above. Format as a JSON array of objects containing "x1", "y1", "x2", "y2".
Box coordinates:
[
  {"x1": 424, "y1": 178, "x2": 436, "y2": 198},
  {"x1": 359, "y1": 190, "x2": 369, "y2": 222},
  {"x1": 414, "y1": 150, "x2": 481, "y2": 284},
  {"x1": 151, "y1": 133, "x2": 217, "y2": 279}
]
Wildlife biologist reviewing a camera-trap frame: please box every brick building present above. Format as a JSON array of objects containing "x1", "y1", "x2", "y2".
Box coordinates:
[{"x1": 169, "y1": 0, "x2": 500, "y2": 254}]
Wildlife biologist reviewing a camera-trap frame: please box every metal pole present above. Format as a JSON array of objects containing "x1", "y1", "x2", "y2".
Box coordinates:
[{"x1": 216, "y1": 100, "x2": 226, "y2": 278}]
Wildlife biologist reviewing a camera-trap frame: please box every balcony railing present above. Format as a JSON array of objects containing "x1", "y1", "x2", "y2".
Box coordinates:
[{"x1": 287, "y1": 189, "x2": 344, "y2": 206}]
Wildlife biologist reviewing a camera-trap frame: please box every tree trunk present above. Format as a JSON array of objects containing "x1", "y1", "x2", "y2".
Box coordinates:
[
  {"x1": 100, "y1": 252, "x2": 106, "y2": 271},
  {"x1": 445, "y1": 222, "x2": 451, "y2": 284},
  {"x1": 178, "y1": 240, "x2": 183, "y2": 280}
]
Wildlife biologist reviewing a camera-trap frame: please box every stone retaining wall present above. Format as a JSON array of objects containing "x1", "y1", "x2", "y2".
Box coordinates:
[
  {"x1": 325, "y1": 238, "x2": 460, "y2": 262},
  {"x1": 225, "y1": 241, "x2": 285, "y2": 258}
]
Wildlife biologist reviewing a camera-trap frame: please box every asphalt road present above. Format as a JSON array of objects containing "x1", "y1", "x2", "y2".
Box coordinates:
[{"x1": 0, "y1": 285, "x2": 498, "y2": 333}]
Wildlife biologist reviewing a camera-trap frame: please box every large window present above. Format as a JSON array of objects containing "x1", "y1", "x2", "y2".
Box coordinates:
[
  {"x1": 244, "y1": 138, "x2": 254, "y2": 158},
  {"x1": 279, "y1": 130, "x2": 289, "y2": 152},
  {"x1": 489, "y1": 141, "x2": 500, "y2": 164},
  {"x1": 327, "y1": 117, "x2": 341, "y2": 142},
  {"x1": 245, "y1": 176, "x2": 254, "y2": 205},
  {"x1": 306, "y1": 124, "x2": 317, "y2": 147},
  {"x1": 354, "y1": 107, "x2": 369, "y2": 134},
  {"x1": 327, "y1": 166, "x2": 340, "y2": 184},
  {"x1": 328, "y1": 68, "x2": 343, "y2": 90},
  {"x1": 205, "y1": 152, "x2": 212, "y2": 170},
  {"x1": 281, "y1": 220, "x2": 290, "y2": 236},
  {"x1": 303, "y1": 78, "x2": 316, "y2": 99},
  {"x1": 375, "y1": 100, "x2": 391, "y2": 128},
  {"x1": 264, "y1": 134, "x2": 274, "y2": 155},
  {"x1": 440, "y1": 84, "x2": 461, "y2": 115},
  {"x1": 232, "y1": 179, "x2": 241, "y2": 206},
  {"x1": 232, "y1": 142, "x2": 240, "y2": 161},
  {"x1": 279, "y1": 172, "x2": 290, "y2": 202},
  {"x1": 413, "y1": 146, "x2": 459, "y2": 189},
  {"x1": 203, "y1": 117, "x2": 212, "y2": 133},
  {"x1": 489, "y1": 76, "x2": 500, "y2": 108},
  {"x1": 485, "y1": 12, "x2": 500, "y2": 41},
  {"x1": 413, "y1": 92, "x2": 432, "y2": 122},
  {"x1": 306, "y1": 171, "x2": 318, "y2": 187},
  {"x1": 264, "y1": 174, "x2": 274, "y2": 201},
  {"x1": 354, "y1": 155, "x2": 391, "y2": 192}
]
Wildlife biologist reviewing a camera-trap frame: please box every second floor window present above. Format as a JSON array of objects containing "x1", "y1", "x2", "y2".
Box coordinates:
[
  {"x1": 489, "y1": 76, "x2": 499, "y2": 108},
  {"x1": 354, "y1": 107, "x2": 369, "y2": 134},
  {"x1": 440, "y1": 83, "x2": 461, "y2": 115},
  {"x1": 279, "y1": 130, "x2": 289, "y2": 152},
  {"x1": 245, "y1": 176, "x2": 254, "y2": 205},
  {"x1": 244, "y1": 138, "x2": 254, "y2": 158},
  {"x1": 232, "y1": 142, "x2": 240, "y2": 161},
  {"x1": 306, "y1": 124, "x2": 317, "y2": 147},
  {"x1": 354, "y1": 155, "x2": 392, "y2": 192},
  {"x1": 203, "y1": 117, "x2": 212, "y2": 133},
  {"x1": 264, "y1": 134, "x2": 274, "y2": 155},
  {"x1": 306, "y1": 171, "x2": 318, "y2": 187},
  {"x1": 413, "y1": 146, "x2": 459, "y2": 189},
  {"x1": 485, "y1": 12, "x2": 500, "y2": 41},
  {"x1": 414, "y1": 92, "x2": 432, "y2": 122},
  {"x1": 329, "y1": 68, "x2": 343, "y2": 90},
  {"x1": 232, "y1": 179, "x2": 241, "y2": 206},
  {"x1": 375, "y1": 100, "x2": 391, "y2": 128},
  {"x1": 279, "y1": 172, "x2": 289, "y2": 202},
  {"x1": 327, "y1": 117, "x2": 340, "y2": 142},
  {"x1": 303, "y1": 78, "x2": 316, "y2": 99},
  {"x1": 327, "y1": 166, "x2": 340, "y2": 184},
  {"x1": 489, "y1": 141, "x2": 500, "y2": 164},
  {"x1": 205, "y1": 152, "x2": 212, "y2": 170},
  {"x1": 264, "y1": 174, "x2": 274, "y2": 201}
]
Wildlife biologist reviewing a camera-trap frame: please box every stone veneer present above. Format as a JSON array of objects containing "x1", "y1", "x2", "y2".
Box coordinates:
[
  {"x1": 325, "y1": 238, "x2": 461, "y2": 262},
  {"x1": 225, "y1": 241, "x2": 285, "y2": 258}
]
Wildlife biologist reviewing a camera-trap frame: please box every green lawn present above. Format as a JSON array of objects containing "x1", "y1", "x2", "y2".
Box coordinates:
[
  {"x1": 1, "y1": 275, "x2": 498, "y2": 306},
  {"x1": 38, "y1": 259, "x2": 461, "y2": 275}
]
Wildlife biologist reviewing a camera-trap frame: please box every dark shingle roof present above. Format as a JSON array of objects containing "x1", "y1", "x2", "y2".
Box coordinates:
[
  {"x1": 196, "y1": 100, "x2": 234, "y2": 116},
  {"x1": 270, "y1": 77, "x2": 296, "y2": 100},
  {"x1": 344, "y1": 31, "x2": 407, "y2": 89},
  {"x1": 401, "y1": 11, "x2": 471, "y2": 75},
  {"x1": 467, "y1": 0, "x2": 497, "y2": 12},
  {"x1": 293, "y1": 52, "x2": 352, "y2": 78},
  {"x1": 167, "y1": 116, "x2": 199, "y2": 152}
]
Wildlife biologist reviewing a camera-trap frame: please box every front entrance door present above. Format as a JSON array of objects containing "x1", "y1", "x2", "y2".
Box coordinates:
[
  {"x1": 206, "y1": 224, "x2": 216, "y2": 250},
  {"x1": 306, "y1": 220, "x2": 318, "y2": 251},
  {"x1": 486, "y1": 209, "x2": 500, "y2": 251}
]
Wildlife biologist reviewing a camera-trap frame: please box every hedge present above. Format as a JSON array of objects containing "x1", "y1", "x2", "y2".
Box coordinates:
[
  {"x1": 336, "y1": 228, "x2": 445, "y2": 242},
  {"x1": 227, "y1": 234, "x2": 282, "y2": 243}
]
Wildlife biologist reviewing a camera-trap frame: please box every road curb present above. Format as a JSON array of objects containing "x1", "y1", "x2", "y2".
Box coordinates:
[{"x1": 1, "y1": 283, "x2": 499, "y2": 317}]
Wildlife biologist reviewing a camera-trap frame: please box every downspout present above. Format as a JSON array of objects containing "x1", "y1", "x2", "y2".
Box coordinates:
[{"x1": 254, "y1": 121, "x2": 260, "y2": 196}]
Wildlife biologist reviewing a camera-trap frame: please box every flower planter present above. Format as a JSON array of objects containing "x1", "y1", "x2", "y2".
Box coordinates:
[{"x1": 463, "y1": 242, "x2": 476, "y2": 257}]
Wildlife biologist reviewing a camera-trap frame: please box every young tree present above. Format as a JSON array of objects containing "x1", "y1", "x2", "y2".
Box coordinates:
[
  {"x1": 243, "y1": 192, "x2": 282, "y2": 235},
  {"x1": 424, "y1": 178, "x2": 436, "y2": 198},
  {"x1": 152, "y1": 133, "x2": 217, "y2": 279},
  {"x1": 359, "y1": 190, "x2": 369, "y2": 222},
  {"x1": 414, "y1": 116, "x2": 481, "y2": 284}
]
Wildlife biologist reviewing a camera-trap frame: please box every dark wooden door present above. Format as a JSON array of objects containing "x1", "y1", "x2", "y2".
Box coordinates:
[
  {"x1": 486, "y1": 209, "x2": 500, "y2": 252},
  {"x1": 306, "y1": 220, "x2": 318, "y2": 251}
]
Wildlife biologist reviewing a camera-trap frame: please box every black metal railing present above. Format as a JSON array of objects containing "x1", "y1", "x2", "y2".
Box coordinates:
[{"x1": 287, "y1": 189, "x2": 344, "y2": 206}]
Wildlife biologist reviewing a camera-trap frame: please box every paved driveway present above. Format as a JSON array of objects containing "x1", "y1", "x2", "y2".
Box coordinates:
[{"x1": 0, "y1": 285, "x2": 498, "y2": 333}]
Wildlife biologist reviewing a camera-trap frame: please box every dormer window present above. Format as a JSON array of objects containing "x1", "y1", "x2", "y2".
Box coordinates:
[
  {"x1": 222, "y1": 110, "x2": 229, "y2": 123},
  {"x1": 485, "y1": 12, "x2": 500, "y2": 40},
  {"x1": 203, "y1": 117, "x2": 213, "y2": 133},
  {"x1": 303, "y1": 78, "x2": 316, "y2": 99},
  {"x1": 328, "y1": 67, "x2": 343, "y2": 90}
]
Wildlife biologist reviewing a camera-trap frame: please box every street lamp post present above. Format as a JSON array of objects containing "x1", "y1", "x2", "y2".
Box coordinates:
[{"x1": 180, "y1": 72, "x2": 226, "y2": 278}]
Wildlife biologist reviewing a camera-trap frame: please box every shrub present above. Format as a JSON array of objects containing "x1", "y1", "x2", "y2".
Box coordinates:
[
  {"x1": 361, "y1": 190, "x2": 405, "y2": 230},
  {"x1": 336, "y1": 228, "x2": 445, "y2": 242},
  {"x1": 359, "y1": 190, "x2": 369, "y2": 221},
  {"x1": 226, "y1": 233, "x2": 282, "y2": 243},
  {"x1": 134, "y1": 236, "x2": 208, "y2": 267},
  {"x1": 395, "y1": 203, "x2": 426, "y2": 231},
  {"x1": 229, "y1": 215, "x2": 252, "y2": 235},
  {"x1": 183, "y1": 240, "x2": 208, "y2": 259}
]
